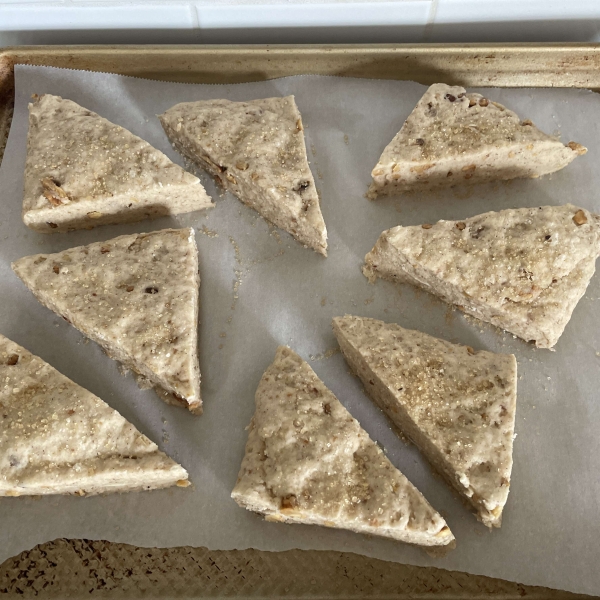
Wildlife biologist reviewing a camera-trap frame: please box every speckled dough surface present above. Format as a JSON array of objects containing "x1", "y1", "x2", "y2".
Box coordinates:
[
  {"x1": 23, "y1": 95, "x2": 213, "y2": 232},
  {"x1": 0, "y1": 334, "x2": 188, "y2": 496},
  {"x1": 12, "y1": 228, "x2": 202, "y2": 413},
  {"x1": 332, "y1": 316, "x2": 517, "y2": 528},
  {"x1": 369, "y1": 84, "x2": 586, "y2": 196},
  {"x1": 160, "y1": 96, "x2": 328, "y2": 255},
  {"x1": 364, "y1": 204, "x2": 600, "y2": 349},
  {"x1": 232, "y1": 346, "x2": 454, "y2": 548}
]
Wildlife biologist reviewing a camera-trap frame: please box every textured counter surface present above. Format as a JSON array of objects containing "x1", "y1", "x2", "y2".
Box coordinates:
[{"x1": 1, "y1": 540, "x2": 595, "y2": 598}]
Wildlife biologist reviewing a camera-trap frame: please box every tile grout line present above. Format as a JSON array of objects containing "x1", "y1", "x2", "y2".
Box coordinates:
[
  {"x1": 1, "y1": 0, "x2": 433, "y2": 6},
  {"x1": 190, "y1": 3, "x2": 205, "y2": 43},
  {"x1": 421, "y1": 0, "x2": 438, "y2": 42}
]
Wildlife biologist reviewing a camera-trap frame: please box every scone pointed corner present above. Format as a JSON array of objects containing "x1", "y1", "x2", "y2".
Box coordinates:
[
  {"x1": 154, "y1": 386, "x2": 203, "y2": 415},
  {"x1": 24, "y1": 94, "x2": 213, "y2": 233},
  {"x1": 231, "y1": 345, "x2": 454, "y2": 548},
  {"x1": 363, "y1": 204, "x2": 600, "y2": 349},
  {"x1": 12, "y1": 227, "x2": 202, "y2": 413},
  {"x1": 369, "y1": 83, "x2": 585, "y2": 197},
  {"x1": 0, "y1": 333, "x2": 188, "y2": 497},
  {"x1": 332, "y1": 315, "x2": 517, "y2": 528},
  {"x1": 160, "y1": 96, "x2": 328, "y2": 256}
]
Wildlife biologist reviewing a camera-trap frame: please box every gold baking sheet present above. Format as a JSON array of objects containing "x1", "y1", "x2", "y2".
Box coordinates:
[{"x1": 1, "y1": 44, "x2": 599, "y2": 599}]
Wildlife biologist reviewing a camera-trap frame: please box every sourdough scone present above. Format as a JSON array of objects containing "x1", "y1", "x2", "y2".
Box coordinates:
[
  {"x1": 364, "y1": 205, "x2": 600, "y2": 349},
  {"x1": 0, "y1": 334, "x2": 188, "y2": 496},
  {"x1": 12, "y1": 228, "x2": 202, "y2": 413},
  {"x1": 23, "y1": 94, "x2": 213, "y2": 232},
  {"x1": 159, "y1": 96, "x2": 328, "y2": 255},
  {"x1": 231, "y1": 346, "x2": 454, "y2": 547},
  {"x1": 369, "y1": 84, "x2": 586, "y2": 197},
  {"x1": 333, "y1": 315, "x2": 517, "y2": 528}
]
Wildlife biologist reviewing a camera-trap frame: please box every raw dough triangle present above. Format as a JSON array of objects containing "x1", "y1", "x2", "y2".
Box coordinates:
[
  {"x1": 369, "y1": 83, "x2": 586, "y2": 197},
  {"x1": 364, "y1": 204, "x2": 600, "y2": 349},
  {"x1": 333, "y1": 315, "x2": 517, "y2": 527},
  {"x1": 231, "y1": 346, "x2": 454, "y2": 547},
  {"x1": 0, "y1": 334, "x2": 188, "y2": 496},
  {"x1": 23, "y1": 94, "x2": 213, "y2": 233},
  {"x1": 12, "y1": 228, "x2": 202, "y2": 413},
  {"x1": 159, "y1": 96, "x2": 328, "y2": 255}
]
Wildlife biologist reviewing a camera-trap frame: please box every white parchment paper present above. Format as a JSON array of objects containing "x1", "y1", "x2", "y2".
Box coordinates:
[{"x1": 1, "y1": 65, "x2": 600, "y2": 595}]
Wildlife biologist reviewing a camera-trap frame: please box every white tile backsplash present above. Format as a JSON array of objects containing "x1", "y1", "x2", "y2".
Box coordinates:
[
  {"x1": 1, "y1": 0, "x2": 600, "y2": 45},
  {"x1": 428, "y1": 0, "x2": 600, "y2": 42},
  {"x1": 0, "y1": 3, "x2": 199, "y2": 45},
  {"x1": 434, "y1": 0, "x2": 600, "y2": 23},
  {"x1": 196, "y1": 1, "x2": 431, "y2": 43},
  {"x1": 0, "y1": 0, "x2": 65, "y2": 4},
  {"x1": 0, "y1": 3, "x2": 196, "y2": 29},
  {"x1": 197, "y1": 1, "x2": 430, "y2": 28}
]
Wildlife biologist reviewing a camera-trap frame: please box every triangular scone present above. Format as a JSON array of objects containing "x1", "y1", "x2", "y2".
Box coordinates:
[
  {"x1": 364, "y1": 205, "x2": 600, "y2": 349},
  {"x1": 0, "y1": 334, "x2": 188, "y2": 496},
  {"x1": 12, "y1": 228, "x2": 202, "y2": 413},
  {"x1": 369, "y1": 83, "x2": 586, "y2": 197},
  {"x1": 333, "y1": 315, "x2": 517, "y2": 528},
  {"x1": 159, "y1": 97, "x2": 328, "y2": 255},
  {"x1": 231, "y1": 346, "x2": 454, "y2": 547},
  {"x1": 23, "y1": 94, "x2": 213, "y2": 233}
]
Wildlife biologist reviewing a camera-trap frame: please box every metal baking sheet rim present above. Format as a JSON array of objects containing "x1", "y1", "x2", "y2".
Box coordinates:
[{"x1": 2, "y1": 43, "x2": 600, "y2": 164}]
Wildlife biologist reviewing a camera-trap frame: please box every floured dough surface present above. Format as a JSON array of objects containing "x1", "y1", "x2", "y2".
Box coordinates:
[
  {"x1": 160, "y1": 96, "x2": 327, "y2": 255},
  {"x1": 24, "y1": 94, "x2": 213, "y2": 232},
  {"x1": 370, "y1": 84, "x2": 586, "y2": 196},
  {"x1": 231, "y1": 346, "x2": 454, "y2": 548},
  {"x1": 0, "y1": 334, "x2": 188, "y2": 496},
  {"x1": 364, "y1": 204, "x2": 600, "y2": 348},
  {"x1": 12, "y1": 228, "x2": 202, "y2": 413},
  {"x1": 333, "y1": 315, "x2": 517, "y2": 527}
]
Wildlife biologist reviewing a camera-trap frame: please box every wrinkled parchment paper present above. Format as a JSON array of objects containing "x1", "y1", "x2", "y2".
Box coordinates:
[{"x1": 1, "y1": 65, "x2": 600, "y2": 595}]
